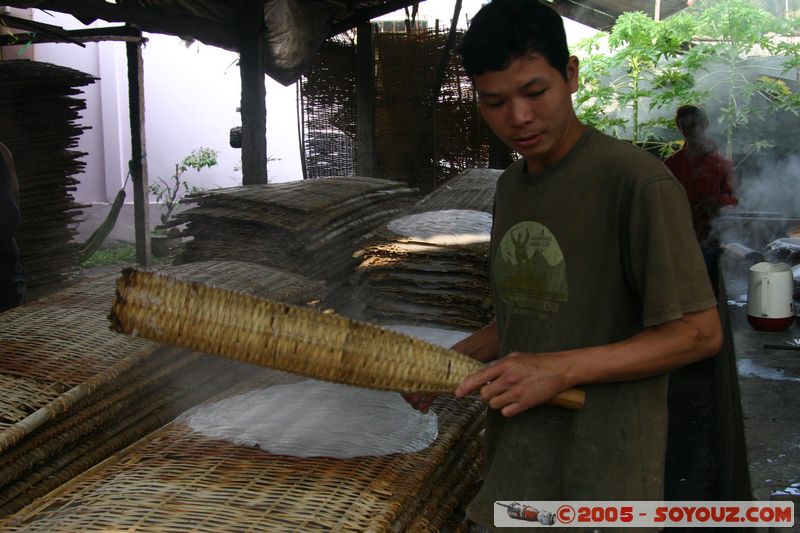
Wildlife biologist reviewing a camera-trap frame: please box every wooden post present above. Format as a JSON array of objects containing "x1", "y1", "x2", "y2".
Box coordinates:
[
  {"x1": 126, "y1": 36, "x2": 150, "y2": 266},
  {"x1": 240, "y1": 0, "x2": 267, "y2": 184},
  {"x1": 356, "y1": 22, "x2": 376, "y2": 177}
]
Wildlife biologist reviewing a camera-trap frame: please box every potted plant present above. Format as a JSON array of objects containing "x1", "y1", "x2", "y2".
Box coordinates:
[{"x1": 149, "y1": 147, "x2": 219, "y2": 257}]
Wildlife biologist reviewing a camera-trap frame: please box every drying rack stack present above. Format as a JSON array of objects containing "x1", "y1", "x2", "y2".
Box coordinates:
[
  {"x1": 172, "y1": 176, "x2": 419, "y2": 287},
  {"x1": 0, "y1": 260, "x2": 324, "y2": 518},
  {"x1": 351, "y1": 168, "x2": 501, "y2": 329},
  {"x1": 0, "y1": 60, "x2": 97, "y2": 289},
  {"x1": 0, "y1": 376, "x2": 485, "y2": 532}
]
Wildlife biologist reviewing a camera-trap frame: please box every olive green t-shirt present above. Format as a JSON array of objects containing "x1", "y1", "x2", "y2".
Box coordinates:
[{"x1": 467, "y1": 127, "x2": 716, "y2": 530}]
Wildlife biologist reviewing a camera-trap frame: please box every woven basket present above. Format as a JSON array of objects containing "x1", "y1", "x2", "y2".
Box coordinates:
[{"x1": 110, "y1": 269, "x2": 584, "y2": 409}]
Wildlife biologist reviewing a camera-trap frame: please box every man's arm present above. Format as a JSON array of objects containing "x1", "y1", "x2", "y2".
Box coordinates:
[{"x1": 455, "y1": 306, "x2": 722, "y2": 417}]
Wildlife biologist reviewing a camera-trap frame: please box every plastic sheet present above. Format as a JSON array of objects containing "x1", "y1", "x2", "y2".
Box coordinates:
[{"x1": 184, "y1": 380, "x2": 438, "y2": 458}]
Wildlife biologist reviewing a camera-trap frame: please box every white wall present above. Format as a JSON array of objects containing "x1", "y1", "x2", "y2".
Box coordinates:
[{"x1": 30, "y1": 11, "x2": 301, "y2": 209}]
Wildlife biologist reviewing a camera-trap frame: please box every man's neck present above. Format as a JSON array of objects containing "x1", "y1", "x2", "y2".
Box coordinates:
[{"x1": 685, "y1": 136, "x2": 716, "y2": 155}]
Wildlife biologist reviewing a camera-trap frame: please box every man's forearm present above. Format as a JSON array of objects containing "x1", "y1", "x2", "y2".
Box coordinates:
[
  {"x1": 556, "y1": 306, "x2": 723, "y2": 389},
  {"x1": 455, "y1": 307, "x2": 723, "y2": 417}
]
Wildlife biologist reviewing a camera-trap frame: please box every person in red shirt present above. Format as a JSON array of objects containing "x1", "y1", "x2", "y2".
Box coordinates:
[{"x1": 665, "y1": 105, "x2": 738, "y2": 294}]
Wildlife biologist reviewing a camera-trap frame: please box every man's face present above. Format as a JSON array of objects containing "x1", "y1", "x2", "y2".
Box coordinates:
[
  {"x1": 676, "y1": 115, "x2": 706, "y2": 145},
  {"x1": 474, "y1": 54, "x2": 581, "y2": 173}
]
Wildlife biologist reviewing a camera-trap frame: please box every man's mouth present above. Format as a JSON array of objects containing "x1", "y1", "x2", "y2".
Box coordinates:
[{"x1": 512, "y1": 133, "x2": 542, "y2": 149}]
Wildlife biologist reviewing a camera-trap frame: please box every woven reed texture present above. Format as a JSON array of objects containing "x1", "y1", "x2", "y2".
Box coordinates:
[
  {"x1": 173, "y1": 177, "x2": 419, "y2": 286},
  {"x1": 0, "y1": 259, "x2": 328, "y2": 515},
  {"x1": 0, "y1": 60, "x2": 98, "y2": 289},
  {"x1": 0, "y1": 349, "x2": 190, "y2": 487},
  {"x1": 388, "y1": 413, "x2": 485, "y2": 531},
  {"x1": 0, "y1": 354, "x2": 258, "y2": 517},
  {"x1": 0, "y1": 259, "x2": 325, "y2": 444},
  {"x1": 0, "y1": 306, "x2": 154, "y2": 389},
  {"x1": 111, "y1": 268, "x2": 486, "y2": 394},
  {"x1": 410, "y1": 168, "x2": 501, "y2": 215},
  {"x1": 300, "y1": 32, "x2": 510, "y2": 191},
  {"x1": 1, "y1": 391, "x2": 485, "y2": 532}
]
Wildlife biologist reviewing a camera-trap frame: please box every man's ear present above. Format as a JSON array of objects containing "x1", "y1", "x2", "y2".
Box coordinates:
[{"x1": 566, "y1": 56, "x2": 579, "y2": 93}]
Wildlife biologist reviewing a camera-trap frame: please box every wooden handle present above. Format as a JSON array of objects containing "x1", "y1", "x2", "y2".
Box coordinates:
[{"x1": 546, "y1": 388, "x2": 585, "y2": 410}]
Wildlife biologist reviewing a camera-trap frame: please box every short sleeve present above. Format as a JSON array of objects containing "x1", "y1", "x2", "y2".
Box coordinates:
[{"x1": 627, "y1": 177, "x2": 717, "y2": 327}]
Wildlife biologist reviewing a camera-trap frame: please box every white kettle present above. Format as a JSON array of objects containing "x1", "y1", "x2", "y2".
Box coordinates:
[{"x1": 747, "y1": 262, "x2": 795, "y2": 331}]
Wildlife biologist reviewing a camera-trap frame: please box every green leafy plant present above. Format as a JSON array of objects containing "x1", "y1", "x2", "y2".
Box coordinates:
[
  {"x1": 574, "y1": 0, "x2": 800, "y2": 161},
  {"x1": 575, "y1": 10, "x2": 702, "y2": 151},
  {"x1": 686, "y1": 0, "x2": 800, "y2": 159},
  {"x1": 149, "y1": 147, "x2": 219, "y2": 231}
]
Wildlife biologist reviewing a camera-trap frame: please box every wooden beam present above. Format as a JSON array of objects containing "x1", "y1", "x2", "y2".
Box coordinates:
[
  {"x1": 356, "y1": 22, "x2": 375, "y2": 177},
  {"x1": 126, "y1": 37, "x2": 151, "y2": 267},
  {"x1": 239, "y1": 0, "x2": 267, "y2": 185},
  {"x1": 0, "y1": 26, "x2": 146, "y2": 47},
  {"x1": 27, "y1": 0, "x2": 238, "y2": 50},
  {"x1": 0, "y1": 13, "x2": 86, "y2": 46}
]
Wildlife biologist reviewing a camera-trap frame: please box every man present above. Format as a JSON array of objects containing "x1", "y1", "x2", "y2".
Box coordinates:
[
  {"x1": 664, "y1": 104, "x2": 738, "y2": 294},
  {"x1": 409, "y1": 0, "x2": 722, "y2": 529}
]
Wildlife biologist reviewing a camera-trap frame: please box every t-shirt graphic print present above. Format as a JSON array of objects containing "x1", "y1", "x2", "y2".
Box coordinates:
[{"x1": 492, "y1": 221, "x2": 567, "y2": 319}]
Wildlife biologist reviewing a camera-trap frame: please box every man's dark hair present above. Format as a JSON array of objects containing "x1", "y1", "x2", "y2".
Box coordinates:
[
  {"x1": 675, "y1": 104, "x2": 708, "y2": 126},
  {"x1": 458, "y1": 0, "x2": 570, "y2": 80}
]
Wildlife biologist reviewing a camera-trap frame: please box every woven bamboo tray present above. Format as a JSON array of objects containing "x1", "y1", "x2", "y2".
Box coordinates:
[
  {"x1": 110, "y1": 268, "x2": 584, "y2": 409},
  {"x1": 348, "y1": 168, "x2": 498, "y2": 330},
  {"x1": 0, "y1": 260, "x2": 327, "y2": 502},
  {"x1": 0, "y1": 388, "x2": 485, "y2": 532},
  {"x1": 0, "y1": 355, "x2": 258, "y2": 517}
]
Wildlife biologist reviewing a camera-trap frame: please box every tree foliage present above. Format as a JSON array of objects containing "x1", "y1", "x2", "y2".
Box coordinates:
[{"x1": 574, "y1": 0, "x2": 800, "y2": 161}]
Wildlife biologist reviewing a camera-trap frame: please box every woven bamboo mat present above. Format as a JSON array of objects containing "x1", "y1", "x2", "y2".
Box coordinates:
[
  {"x1": 0, "y1": 306, "x2": 154, "y2": 388},
  {"x1": 174, "y1": 177, "x2": 419, "y2": 287},
  {"x1": 0, "y1": 387, "x2": 485, "y2": 532},
  {"x1": 0, "y1": 259, "x2": 328, "y2": 518},
  {"x1": 410, "y1": 168, "x2": 501, "y2": 215},
  {"x1": 0, "y1": 259, "x2": 325, "y2": 436},
  {"x1": 0, "y1": 353, "x2": 261, "y2": 517}
]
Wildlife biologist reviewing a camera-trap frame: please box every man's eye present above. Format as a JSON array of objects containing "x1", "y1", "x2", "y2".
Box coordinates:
[
  {"x1": 483, "y1": 100, "x2": 504, "y2": 108},
  {"x1": 528, "y1": 90, "x2": 545, "y2": 98}
]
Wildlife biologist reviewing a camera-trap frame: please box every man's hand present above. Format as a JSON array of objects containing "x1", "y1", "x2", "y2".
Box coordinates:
[
  {"x1": 454, "y1": 352, "x2": 570, "y2": 417},
  {"x1": 403, "y1": 321, "x2": 500, "y2": 413},
  {"x1": 401, "y1": 392, "x2": 437, "y2": 414}
]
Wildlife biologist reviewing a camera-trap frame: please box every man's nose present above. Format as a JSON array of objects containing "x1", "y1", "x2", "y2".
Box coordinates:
[{"x1": 508, "y1": 99, "x2": 534, "y2": 126}]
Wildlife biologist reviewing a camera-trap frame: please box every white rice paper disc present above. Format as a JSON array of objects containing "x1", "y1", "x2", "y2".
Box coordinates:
[
  {"x1": 184, "y1": 380, "x2": 438, "y2": 458},
  {"x1": 381, "y1": 324, "x2": 472, "y2": 350},
  {"x1": 387, "y1": 209, "x2": 492, "y2": 245}
]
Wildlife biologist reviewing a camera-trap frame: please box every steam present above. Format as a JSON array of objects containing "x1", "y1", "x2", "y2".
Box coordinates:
[
  {"x1": 737, "y1": 153, "x2": 800, "y2": 217},
  {"x1": 714, "y1": 152, "x2": 800, "y2": 250}
]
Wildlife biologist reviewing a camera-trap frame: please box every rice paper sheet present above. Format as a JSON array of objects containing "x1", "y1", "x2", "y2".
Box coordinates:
[{"x1": 183, "y1": 380, "x2": 438, "y2": 458}]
